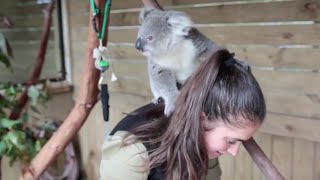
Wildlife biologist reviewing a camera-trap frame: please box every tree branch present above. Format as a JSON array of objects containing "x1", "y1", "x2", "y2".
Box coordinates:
[
  {"x1": 19, "y1": 0, "x2": 105, "y2": 179},
  {"x1": 243, "y1": 138, "x2": 285, "y2": 180}
]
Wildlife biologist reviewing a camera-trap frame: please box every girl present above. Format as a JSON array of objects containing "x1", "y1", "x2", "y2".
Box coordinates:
[{"x1": 100, "y1": 49, "x2": 266, "y2": 180}]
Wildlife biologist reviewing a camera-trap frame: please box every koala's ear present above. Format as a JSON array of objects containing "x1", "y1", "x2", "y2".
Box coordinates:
[
  {"x1": 139, "y1": 8, "x2": 156, "y2": 24},
  {"x1": 166, "y1": 12, "x2": 193, "y2": 36}
]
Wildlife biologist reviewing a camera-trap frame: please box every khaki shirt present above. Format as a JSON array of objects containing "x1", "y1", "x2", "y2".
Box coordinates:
[{"x1": 100, "y1": 131, "x2": 222, "y2": 180}]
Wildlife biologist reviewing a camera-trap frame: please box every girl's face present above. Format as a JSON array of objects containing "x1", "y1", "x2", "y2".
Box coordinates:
[{"x1": 203, "y1": 116, "x2": 260, "y2": 159}]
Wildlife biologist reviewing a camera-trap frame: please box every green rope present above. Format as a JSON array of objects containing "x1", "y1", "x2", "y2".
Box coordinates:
[{"x1": 89, "y1": 0, "x2": 112, "y2": 41}]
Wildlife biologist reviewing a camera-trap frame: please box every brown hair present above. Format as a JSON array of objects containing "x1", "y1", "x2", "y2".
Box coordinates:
[{"x1": 130, "y1": 49, "x2": 266, "y2": 180}]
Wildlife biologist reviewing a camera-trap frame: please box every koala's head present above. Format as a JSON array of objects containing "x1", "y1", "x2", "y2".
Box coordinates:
[{"x1": 135, "y1": 8, "x2": 193, "y2": 58}]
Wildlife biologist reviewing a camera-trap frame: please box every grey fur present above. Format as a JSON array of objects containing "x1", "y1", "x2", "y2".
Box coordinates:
[{"x1": 135, "y1": 8, "x2": 246, "y2": 116}]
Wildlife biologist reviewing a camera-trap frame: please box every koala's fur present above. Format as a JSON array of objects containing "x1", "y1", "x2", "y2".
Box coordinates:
[{"x1": 135, "y1": 9, "x2": 222, "y2": 116}]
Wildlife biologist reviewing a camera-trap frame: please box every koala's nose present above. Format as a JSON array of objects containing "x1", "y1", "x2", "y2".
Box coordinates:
[{"x1": 135, "y1": 38, "x2": 143, "y2": 51}]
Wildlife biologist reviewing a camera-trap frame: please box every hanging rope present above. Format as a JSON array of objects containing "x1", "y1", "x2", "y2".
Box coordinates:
[{"x1": 90, "y1": 0, "x2": 112, "y2": 121}]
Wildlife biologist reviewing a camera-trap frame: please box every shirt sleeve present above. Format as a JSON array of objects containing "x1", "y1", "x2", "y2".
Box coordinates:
[{"x1": 99, "y1": 131, "x2": 149, "y2": 180}]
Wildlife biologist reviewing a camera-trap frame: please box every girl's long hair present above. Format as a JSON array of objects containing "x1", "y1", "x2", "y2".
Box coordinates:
[{"x1": 129, "y1": 49, "x2": 266, "y2": 180}]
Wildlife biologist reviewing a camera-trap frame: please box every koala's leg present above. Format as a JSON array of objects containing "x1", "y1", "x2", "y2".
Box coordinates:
[
  {"x1": 148, "y1": 60, "x2": 179, "y2": 116},
  {"x1": 148, "y1": 60, "x2": 162, "y2": 104}
]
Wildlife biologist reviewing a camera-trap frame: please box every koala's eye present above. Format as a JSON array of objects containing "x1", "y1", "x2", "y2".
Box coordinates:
[{"x1": 147, "y1": 36, "x2": 153, "y2": 41}]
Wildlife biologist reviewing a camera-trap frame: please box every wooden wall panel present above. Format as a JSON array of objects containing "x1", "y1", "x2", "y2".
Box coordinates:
[
  {"x1": 0, "y1": 1, "x2": 61, "y2": 83},
  {"x1": 292, "y1": 139, "x2": 314, "y2": 180},
  {"x1": 74, "y1": 44, "x2": 320, "y2": 70},
  {"x1": 261, "y1": 114, "x2": 320, "y2": 143},
  {"x1": 69, "y1": 0, "x2": 320, "y2": 26},
  {"x1": 272, "y1": 136, "x2": 293, "y2": 180},
  {"x1": 234, "y1": 145, "x2": 253, "y2": 180},
  {"x1": 72, "y1": 25, "x2": 320, "y2": 45},
  {"x1": 315, "y1": 143, "x2": 320, "y2": 180},
  {"x1": 68, "y1": 0, "x2": 320, "y2": 179}
]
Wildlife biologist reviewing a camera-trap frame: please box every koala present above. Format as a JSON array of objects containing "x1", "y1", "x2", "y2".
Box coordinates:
[{"x1": 135, "y1": 8, "x2": 247, "y2": 116}]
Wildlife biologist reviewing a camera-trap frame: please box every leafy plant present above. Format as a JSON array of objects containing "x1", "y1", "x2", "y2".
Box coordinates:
[{"x1": 0, "y1": 32, "x2": 51, "y2": 166}]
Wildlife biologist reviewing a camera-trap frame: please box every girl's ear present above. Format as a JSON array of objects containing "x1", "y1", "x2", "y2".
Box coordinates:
[
  {"x1": 201, "y1": 112, "x2": 217, "y2": 130},
  {"x1": 200, "y1": 112, "x2": 210, "y2": 130},
  {"x1": 200, "y1": 111, "x2": 207, "y2": 121}
]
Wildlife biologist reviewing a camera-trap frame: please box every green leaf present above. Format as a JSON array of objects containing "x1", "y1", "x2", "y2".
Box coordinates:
[
  {"x1": 0, "y1": 118, "x2": 22, "y2": 129},
  {"x1": 30, "y1": 106, "x2": 40, "y2": 114},
  {"x1": 27, "y1": 86, "x2": 40, "y2": 106},
  {"x1": 39, "y1": 91, "x2": 49, "y2": 106},
  {"x1": 21, "y1": 113, "x2": 29, "y2": 122},
  {"x1": 0, "y1": 140, "x2": 7, "y2": 156},
  {"x1": 35, "y1": 140, "x2": 42, "y2": 152},
  {"x1": 4, "y1": 130, "x2": 27, "y2": 151},
  {"x1": 5, "y1": 86, "x2": 18, "y2": 97}
]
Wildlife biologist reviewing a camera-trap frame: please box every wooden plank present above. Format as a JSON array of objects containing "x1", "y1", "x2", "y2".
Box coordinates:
[
  {"x1": 252, "y1": 133, "x2": 272, "y2": 180},
  {"x1": 219, "y1": 155, "x2": 235, "y2": 180},
  {"x1": 172, "y1": 0, "x2": 295, "y2": 5},
  {"x1": 129, "y1": 0, "x2": 320, "y2": 25},
  {"x1": 265, "y1": 91, "x2": 320, "y2": 119},
  {"x1": 109, "y1": 92, "x2": 151, "y2": 110},
  {"x1": 292, "y1": 139, "x2": 314, "y2": 180},
  {"x1": 272, "y1": 136, "x2": 293, "y2": 180},
  {"x1": 234, "y1": 144, "x2": 253, "y2": 180},
  {"x1": 69, "y1": 0, "x2": 319, "y2": 26},
  {"x1": 175, "y1": 0, "x2": 320, "y2": 23},
  {"x1": 315, "y1": 143, "x2": 320, "y2": 180},
  {"x1": 107, "y1": 76, "x2": 152, "y2": 97},
  {"x1": 70, "y1": 52, "x2": 320, "y2": 95},
  {"x1": 0, "y1": 49, "x2": 60, "y2": 82},
  {"x1": 199, "y1": 24, "x2": 320, "y2": 46},
  {"x1": 69, "y1": 24, "x2": 320, "y2": 45},
  {"x1": 9, "y1": 15, "x2": 45, "y2": 28},
  {"x1": 254, "y1": 70, "x2": 320, "y2": 94},
  {"x1": 2, "y1": 0, "x2": 35, "y2": 6},
  {"x1": 73, "y1": 44, "x2": 320, "y2": 70},
  {"x1": 3, "y1": 30, "x2": 55, "y2": 41},
  {"x1": 109, "y1": 60, "x2": 148, "y2": 78},
  {"x1": 73, "y1": 43, "x2": 320, "y2": 70},
  {"x1": 71, "y1": 43, "x2": 142, "y2": 60},
  {"x1": 68, "y1": 0, "x2": 172, "y2": 12},
  {"x1": 228, "y1": 46, "x2": 320, "y2": 70},
  {"x1": 0, "y1": 4, "x2": 48, "y2": 15},
  {"x1": 260, "y1": 113, "x2": 320, "y2": 143},
  {"x1": 68, "y1": 0, "x2": 292, "y2": 12}
]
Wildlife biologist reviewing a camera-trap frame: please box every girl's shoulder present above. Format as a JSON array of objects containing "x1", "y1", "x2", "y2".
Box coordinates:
[{"x1": 100, "y1": 131, "x2": 150, "y2": 180}]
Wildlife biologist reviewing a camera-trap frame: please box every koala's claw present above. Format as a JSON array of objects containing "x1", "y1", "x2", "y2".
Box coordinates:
[
  {"x1": 164, "y1": 102, "x2": 175, "y2": 117},
  {"x1": 151, "y1": 98, "x2": 160, "y2": 104}
]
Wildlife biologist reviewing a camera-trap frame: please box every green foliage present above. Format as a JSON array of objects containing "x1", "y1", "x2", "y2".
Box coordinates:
[
  {"x1": 0, "y1": 83, "x2": 51, "y2": 165},
  {"x1": 0, "y1": 32, "x2": 51, "y2": 166}
]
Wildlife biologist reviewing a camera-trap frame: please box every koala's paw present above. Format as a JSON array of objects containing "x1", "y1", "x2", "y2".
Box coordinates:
[
  {"x1": 164, "y1": 102, "x2": 175, "y2": 117},
  {"x1": 151, "y1": 97, "x2": 160, "y2": 104}
]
